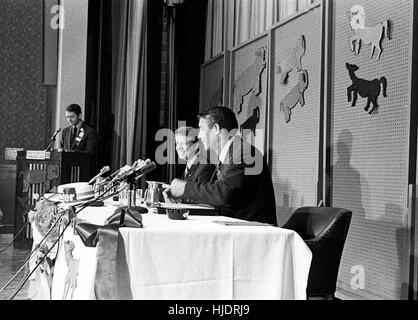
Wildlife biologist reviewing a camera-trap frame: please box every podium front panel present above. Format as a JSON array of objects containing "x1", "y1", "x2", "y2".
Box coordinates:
[{"x1": 13, "y1": 151, "x2": 94, "y2": 248}]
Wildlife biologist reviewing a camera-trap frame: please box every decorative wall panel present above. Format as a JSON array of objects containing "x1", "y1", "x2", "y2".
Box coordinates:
[
  {"x1": 230, "y1": 35, "x2": 268, "y2": 155},
  {"x1": 330, "y1": 0, "x2": 412, "y2": 300},
  {"x1": 270, "y1": 5, "x2": 322, "y2": 225},
  {"x1": 200, "y1": 54, "x2": 226, "y2": 112}
]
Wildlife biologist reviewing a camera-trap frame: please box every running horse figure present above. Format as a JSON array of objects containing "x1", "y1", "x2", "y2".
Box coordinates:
[
  {"x1": 348, "y1": 6, "x2": 390, "y2": 60},
  {"x1": 346, "y1": 63, "x2": 387, "y2": 115}
]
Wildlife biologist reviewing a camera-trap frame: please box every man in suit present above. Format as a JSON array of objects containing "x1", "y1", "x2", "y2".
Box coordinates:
[
  {"x1": 168, "y1": 106, "x2": 277, "y2": 226},
  {"x1": 60, "y1": 104, "x2": 98, "y2": 154},
  {"x1": 174, "y1": 126, "x2": 215, "y2": 183}
]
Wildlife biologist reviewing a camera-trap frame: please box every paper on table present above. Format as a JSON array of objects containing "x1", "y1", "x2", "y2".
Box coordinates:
[
  {"x1": 156, "y1": 202, "x2": 215, "y2": 210},
  {"x1": 212, "y1": 220, "x2": 273, "y2": 227}
]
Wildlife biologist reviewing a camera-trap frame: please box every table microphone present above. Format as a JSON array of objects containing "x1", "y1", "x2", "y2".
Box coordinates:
[
  {"x1": 88, "y1": 166, "x2": 110, "y2": 185},
  {"x1": 97, "y1": 165, "x2": 128, "y2": 186},
  {"x1": 134, "y1": 160, "x2": 157, "y2": 181}
]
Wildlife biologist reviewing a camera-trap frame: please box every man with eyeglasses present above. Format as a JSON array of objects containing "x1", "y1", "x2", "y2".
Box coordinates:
[{"x1": 166, "y1": 106, "x2": 277, "y2": 226}]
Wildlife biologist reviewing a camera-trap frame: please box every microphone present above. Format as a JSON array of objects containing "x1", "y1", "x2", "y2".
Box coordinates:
[
  {"x1": 51, "y1": 128, "x2": 61, "y2": 140},
  {"x1": 134, "y1": 160, "x2": 157, "y2": 181},
  {"x1": 112, "y1": 159, "x2": 156, "y2": 184},
  {"x1": 88, "y1": 165, "x2": 110, "y2": 185},
  {"x1": 98, "y1": 159, "x2": 144, "y2": 187},
  {"x1": 110, "y1": 164, "x2": 137, "y2": 184},
  {"x1": 44, "y1": 128, "x2": 61, "y2": 151},
  {"x1": 110, "y1": 162, "x2": 142, "y2": 184},
  {"x1": 96, "y1": 166, "x2": 125, "y2": 186}
]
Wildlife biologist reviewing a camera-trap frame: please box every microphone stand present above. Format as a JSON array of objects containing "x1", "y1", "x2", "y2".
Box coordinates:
[
  {"x1": 44, "y1": 131, "x2": 60, "y2": 152},
  {"x1": 44, "y1": 139, "x2": 55, "y2": 152},
  {"x1": 120, "y1": 173, "x2": 144, "y2": 225}
]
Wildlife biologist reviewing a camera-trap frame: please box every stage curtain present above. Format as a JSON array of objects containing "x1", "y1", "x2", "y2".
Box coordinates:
[{"x1": 111, "y1": 0, "x2": 148, "y2": 169}]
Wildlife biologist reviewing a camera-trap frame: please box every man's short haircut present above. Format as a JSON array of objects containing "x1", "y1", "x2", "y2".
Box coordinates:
[
  {"x1": 198, "y1": 106, "x2": 238, "y2": 131},
  {"x1": 66, "y1": 104, "x2": 82, "y2": 116},
  {"x1": 175, "y1": 126, "x2": 199, "y2": 144}
]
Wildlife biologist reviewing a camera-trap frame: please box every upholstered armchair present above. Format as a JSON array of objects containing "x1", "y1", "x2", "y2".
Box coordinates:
[{"x1": 282, "y1": 206, "x2": 352, "y2": 299}]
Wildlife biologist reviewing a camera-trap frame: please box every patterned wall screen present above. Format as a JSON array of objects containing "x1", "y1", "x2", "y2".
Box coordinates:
[
  {"x1": 230, "y1": 36, "x2": 268, "y2": 155},
  {"x1": 0, "y1": 0, "x2": 48, "y2": 164},
  {"x1": 270, "y1": 6, "x2": 322, "y2": 226},
  {"x1": 200, "y1": 54, "x2": 226, "y2": 112},
  {"x1": 330, "y1": 0, "x2": 412, "y2": 299}
]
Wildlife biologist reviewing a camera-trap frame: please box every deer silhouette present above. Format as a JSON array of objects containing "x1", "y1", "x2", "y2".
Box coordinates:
[
  {"x1": 62, "y1": 240, "x2": 80, "y2": 300},
  {"x1": 346, "y1": 63, "x2": 387, "y2": 114}
]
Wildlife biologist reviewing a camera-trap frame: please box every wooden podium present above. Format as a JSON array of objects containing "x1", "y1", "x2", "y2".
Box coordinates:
[{"x1": 13, "y1": 150, "x2": 95, "y2": 248}]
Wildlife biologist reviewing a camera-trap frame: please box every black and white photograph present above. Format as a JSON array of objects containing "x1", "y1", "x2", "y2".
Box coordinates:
[{"x1": 0, "y1": 0, "x2": 417, "y2": 307}]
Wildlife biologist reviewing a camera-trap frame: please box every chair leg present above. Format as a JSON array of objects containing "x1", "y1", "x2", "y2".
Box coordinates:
[{"x1": 307, "y1": 294, "x2": 335, "y2": 300}]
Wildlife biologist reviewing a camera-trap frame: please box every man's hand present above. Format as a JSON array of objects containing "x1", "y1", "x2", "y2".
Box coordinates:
[
  {"x1": 162, "y1": 188, "x2": 180, "y2": 204},
  {"x1": 169, "y1": 178, "x2": 187, "y2": 198}
]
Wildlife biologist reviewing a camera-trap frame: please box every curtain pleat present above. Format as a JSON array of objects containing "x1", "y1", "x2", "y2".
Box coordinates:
[
  {"x1": 133, "y1": 2, "x2": 148, "y2": 164},
  {"x1": 166, "y1": 8, "x2": 177, "y2": 182},
  {"x1": 111, "y1": 0, "x2": 147, "y2": 170},
  {"x1": 111, "y1": 0, "x2": 128, "y2": 169}
]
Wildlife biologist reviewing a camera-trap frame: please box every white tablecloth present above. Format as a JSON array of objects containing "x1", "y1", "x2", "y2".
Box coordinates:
[{"x1": 34, "y1": 201, "x2": 312, "y2": 300}]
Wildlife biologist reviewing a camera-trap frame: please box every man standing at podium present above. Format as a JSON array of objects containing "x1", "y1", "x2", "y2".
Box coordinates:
[{"x1": 60, "y1": 104, "x2": 98, "y2": 154}]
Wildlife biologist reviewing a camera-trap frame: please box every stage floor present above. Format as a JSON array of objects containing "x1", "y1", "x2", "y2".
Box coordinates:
[{"x1": 0, "y1": 234, "x2": 31, "y2": 300}]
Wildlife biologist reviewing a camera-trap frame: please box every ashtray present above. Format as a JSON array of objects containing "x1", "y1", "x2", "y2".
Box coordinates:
[{"x1": 166, "y1": 209, "x2": 189, "y2": 220}]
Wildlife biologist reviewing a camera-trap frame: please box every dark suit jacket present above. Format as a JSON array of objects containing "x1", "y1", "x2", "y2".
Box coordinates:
[
  {"x1": 183, "y1": 158, "x2": 216, "y2": 183},
  {"x1": 180, "y1": 156, "x2": 216, "y2": 216},
  {"x1": 60, "y1": 121, "x2": 98, "y2": 154},
  {"x1": 183, "y1": 136, "x2": 277, "y2": 226}
]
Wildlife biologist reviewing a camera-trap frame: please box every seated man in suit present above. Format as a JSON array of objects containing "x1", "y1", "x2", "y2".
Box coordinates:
[
  {"x1": 167, "y1": 106, "x2": 277, "y2": 226},
  {"x1": 175, "y1": 126, "x2": 215, "y2": 183},
  {"x1": 60, "y1": 104, "x2": 98, "y2": 154}
]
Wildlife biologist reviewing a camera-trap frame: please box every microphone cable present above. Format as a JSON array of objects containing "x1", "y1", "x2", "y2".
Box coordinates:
[
  {"x1": 0, "y1": 203, "x2": 71, "y2": 296},
  {"x1": 0, "y1": 192, "x2": 59, "y2": 255},
  {"x1": 7, "y1": 209, "x2": 73, "y2": 300},
  {"x1": 6, "y1": 186, "x2": 120, "y2": 300}
]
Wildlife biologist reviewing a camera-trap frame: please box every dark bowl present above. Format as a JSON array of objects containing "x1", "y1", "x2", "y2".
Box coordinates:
[{"x1": 166, "y1": 209, "x2": 189, "y2": 220}]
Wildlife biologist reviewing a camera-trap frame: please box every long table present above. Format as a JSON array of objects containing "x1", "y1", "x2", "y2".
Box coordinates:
[{"x1": 30, "y1": 201, "x2": 312, "y2": 300}]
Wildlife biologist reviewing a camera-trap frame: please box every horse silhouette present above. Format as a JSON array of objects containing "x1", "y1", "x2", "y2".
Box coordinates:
[
  {"x1": 240, "y1": 106, "x2": 260, "y2": 137},
  {"x1": 206, "y1": 78, "x2": 223, "y2": 109},
  {"x1": 277, "y1": 35, "x2": 305, "y2": 85},
  {"x1": 349, "y1": 20, "x2": 390, "y2": 60},
  {"x1": 346, "y1": 63, "x2": 387, "y2": 114},
  {"x1": 280, "y1": 70, "x2": 309, "y2": 123},
  {"x1": 232, "y1": 47, "x2": 267, "y2": 114}
]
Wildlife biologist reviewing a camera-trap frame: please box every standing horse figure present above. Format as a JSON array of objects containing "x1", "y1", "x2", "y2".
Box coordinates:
[
  {"x1": 346, "y1": 63, "x2": 387, "y2": 114},
  {"x1": 349, "y1": 20, "x2": 390, "y2": 60}
]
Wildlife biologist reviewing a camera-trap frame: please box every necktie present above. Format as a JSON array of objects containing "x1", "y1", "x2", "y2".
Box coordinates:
[
  {"x1": 216, "y1": 161, "x2": 222, "y2": 178},
  {"x1": 184, "y1": 166, "x2": 189, "y2": 179},
  {"x1": 70, "y1": 126, "x2": 77, "y2": 148}
]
